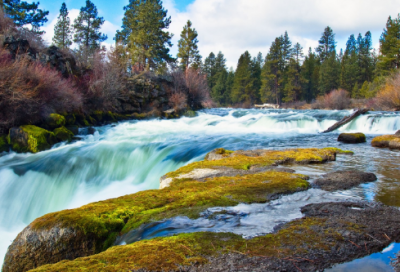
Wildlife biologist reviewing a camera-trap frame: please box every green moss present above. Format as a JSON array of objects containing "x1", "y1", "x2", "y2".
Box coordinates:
[
  {"x1": 31, "y1": 170, "x2": 309, "y2": 240},
  {"x1": 372, "y1": 135, "x2": 400, "y2": 148},
  {"x1": 75, "y1": 114, "x2": 90, "y2": 127},
  {"x1": 27, "y1": 147, "x2": 351, "y2": 262},
  {"x1": 54, "y1": 127, "x2": 74, "y2": 142},
  {"x1": 103, "y1": 111, "x2": 117, "y2": 122},
  {"x1": 11, "y1": 125, "x2": 56, "y2": 153},
  {"x1": 131, "y1": 112, "x2": 149, "y2": 120},
  {"x1": 0, "y1": 135, "x2": 10, "y2": 152},
  {"x1": 64, "y1": 114, "x2": 76, "y2": 126},
  {"x1": 30, "y1": 217, "x2": 365, "y2": 272},
  {"x1": 183, "y1": 110, "x2": 197, "y2": 118},
  {"x1": 92, "y1": 111, "x2": 104, "y2": 122},
  {"x1": 46, "y1": 114, "x2": 66, "y2": 129},
  {"x1": 167, "y1": 148, "x2": 350, "y2": 178}
]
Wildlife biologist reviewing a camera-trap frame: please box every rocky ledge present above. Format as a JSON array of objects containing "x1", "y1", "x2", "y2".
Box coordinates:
[
  {"x1": 2, "y1": 147, "x2": 352, "y2": 272},
  {"x1": 29, "y1": 202, "x2": 400, "y2": 272},
  {"x1": 372, "y1": 132, "x2": 400, "y2": 149}
]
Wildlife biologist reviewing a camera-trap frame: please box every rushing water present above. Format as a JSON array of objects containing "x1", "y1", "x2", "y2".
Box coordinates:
[{"x1": 0, "y1": 108, "x2": 400, "y2": 269}]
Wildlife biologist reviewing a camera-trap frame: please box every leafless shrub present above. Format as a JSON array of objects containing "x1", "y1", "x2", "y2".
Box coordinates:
[
  {"x1": 311, "y1": 89, "x2": 351, "y2": 110},
  {"x1": 85, "y1": 48, "x2": 128, "y2": 111},
  {"x1": 376, "y1": 72, "x2": 400, "y2": 111},
  {"x1": 0, "y1": 48, "x2": 82, "y2": 130},
  {"x1": 169, "y1": 68, "x2": 212, "y2": 110}
]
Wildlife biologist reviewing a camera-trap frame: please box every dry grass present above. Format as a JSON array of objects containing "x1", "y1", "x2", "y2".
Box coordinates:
[{"x1": 376, "y1": 72, "x2": 400, "y2": 111}]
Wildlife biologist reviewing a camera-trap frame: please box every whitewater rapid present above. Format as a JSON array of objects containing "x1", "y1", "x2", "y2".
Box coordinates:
[{"x1": 0, "y1": 108, "x2": 399, "y2": 267}]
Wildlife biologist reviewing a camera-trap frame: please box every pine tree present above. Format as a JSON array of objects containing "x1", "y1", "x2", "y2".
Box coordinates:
[
  {"x1": 177, "y1": 20, "x2": 201, "y2": 70},
  {"x1": 1, "y1": 0, "x2": 48, "y2": 28},
  {"x1": 260, "y1": 37, "x2": 284, "y2": 104},
  {"x1": 223, "y1": 69, "x2": 235, "y2": 105},
  {"x1": 282, "y1": 31, "x2": 292, "y2": 64},
  {"x1": 117, "y1": 0, "x2": 173, "y2": 71},
  {"x1": 378, "y1": 15, "x2": 400, "y2": 73},
  {"x1": 319, "y1": 51, "x2": 340, "y2": 94},
  {"x1": 204, "y1": 52, "x2": 216, "y2": 89},
  {"x1": 211, "y1": 69, "x2": 228, "y2": 105},
  {"x1": 73, "y1": 0, "x2": 107, "y2": 56},
  {"x1": 231, "y1": 51, "x2": 256, "y2": 104},
  {"x1": 283, "y1": 45, "x2": 304, "y2": 103},
  {"x1": 340, "y1": 34, "x2": 359, "y2": 93},
  {"x1": 52, "y1": 3, "x2": 72, "y2": 49},
  {"x1": 316, "y1": 26, "x2": 336, "y2": 61},
  {"x1": 301, "y1": 48, "x2": 320, "y2": 102}
]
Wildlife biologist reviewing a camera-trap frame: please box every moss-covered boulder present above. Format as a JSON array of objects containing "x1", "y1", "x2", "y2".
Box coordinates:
[
  {"x1": 45, "y1": 113, "x2": 66, "y2": 129},
  {"x1": 2, "y1": 147, "x2": 352, "y2": 272},
  {"x1": 103, "y1": 111, "x2": 117, "y2": 122},
  {"x1": 75, "y1": 113, "x2": 90, "y2": 127},
  {"x1": 183, "y1": 110, "x2": 197, "y2": 118},
  {"x1": 337, "y1": 132, "x2": 366, "y2": 144},
  {"x1": 0, "y1": 134, "x2": 10, "y2": 152},
  {"x1": 64, "y1": 114, "x2": 76, "y2": 126},
  {"x1": 54, "y1": 127, "x2": 74, "y2": 142},
  {"x1": 371, "y1": 134, "x2": 400, "y2": 149},
  {"x1": 28, "y1": 202, "x2": 400, "y2": 272},
  {"x1": 65, "y1": 126, "x2": 79, "y2": 135},
  {"x1": 9, "y1": 125, "x2": 56, "y2": 153}
]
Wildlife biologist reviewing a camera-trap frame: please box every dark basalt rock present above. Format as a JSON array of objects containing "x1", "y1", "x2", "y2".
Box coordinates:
[
  {"x1": 313, "y1": 170, "x2": 377, "y2": 191},
  {"x1": 338, "y1": 132, "x2": 366, "y2": 144}
]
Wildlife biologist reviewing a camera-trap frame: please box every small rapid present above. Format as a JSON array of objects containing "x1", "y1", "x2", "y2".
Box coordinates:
[{"x1": 0, "y1": 108, "x2": 399, "y2": 267}]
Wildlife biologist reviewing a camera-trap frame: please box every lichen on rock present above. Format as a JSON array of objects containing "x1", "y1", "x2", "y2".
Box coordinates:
[
  {"x1": 9, "y1": 125, "x2": 56, "y2": 153},
  {"x1": 54, "y1": 127, "x2": 74, "y2": 142},
  {"x1": 337, "y1": 132, "x2": 366, "y2": 144},
  {"x1": 2, "y1": 147, "x2": 353, "y2": 272},
  {"x1": 371, "y1": 134, "x2": 400, "y2": 149},
  {"x1": 45, "y1": 113, "x2": 66, "y2": 129}
]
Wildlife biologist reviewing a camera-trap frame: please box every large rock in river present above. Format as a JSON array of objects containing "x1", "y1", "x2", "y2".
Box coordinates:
[
  {"x1": 371, "y1": 134, "x2": 400, "y2": 149},
  {"x1": 337, "y1": 132, "x2": 366, "y2": 144},
  {"x1": 313, "y1": 170, "x2": 377, "y2": 191},
  {"x1": 9, "y1": 125, "x2": 57, "y2": 153}
]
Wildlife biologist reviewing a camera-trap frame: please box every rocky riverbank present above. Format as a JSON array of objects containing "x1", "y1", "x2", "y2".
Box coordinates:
[{"x1": 4, "y1": 146, "x2": 393, "y2": 272}]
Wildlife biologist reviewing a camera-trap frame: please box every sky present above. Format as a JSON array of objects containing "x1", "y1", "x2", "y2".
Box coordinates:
[{"x1": 38, "y1": 0, "x2": 400, "y2": 69}]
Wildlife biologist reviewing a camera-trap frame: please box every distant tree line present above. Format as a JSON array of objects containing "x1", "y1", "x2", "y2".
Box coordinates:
[{"x1": 205, "y1": 15, "x2": 400, "y2": 106}]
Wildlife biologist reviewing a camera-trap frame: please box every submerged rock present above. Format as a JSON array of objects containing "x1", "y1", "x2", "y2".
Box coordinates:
[
  {"x1": 313, "y1": 170, "x2": 377, "y2": 191},
  {"x1": 9, "y1": 125, "x2": 56, "y2": 153},
  {"x1": 2, "y1": 147, "x2": 351, "y2": 272},
  {"x1": 28, "y1": 202, "x2": 400, "y2": 272},
  {"x1": 338, "y1": 132, "x2": 366, "y2": 144}
]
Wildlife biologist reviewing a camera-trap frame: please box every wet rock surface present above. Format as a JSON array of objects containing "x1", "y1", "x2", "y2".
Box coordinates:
[
  {"x1": 29, "y1": 202, "x2": 400, "y2": 272},
  {"x1": 188, "y1": 202, "x2": 400, "y2": 272},
  {"x1": 2, "y1": 225, "x2": 97, "y2": 272},
  {"x1": 338, "y1": 132, "x2": 366, "y2": 144},
  {"x1": 313, "y1": 170, "x2": 377, "y2": 191}
]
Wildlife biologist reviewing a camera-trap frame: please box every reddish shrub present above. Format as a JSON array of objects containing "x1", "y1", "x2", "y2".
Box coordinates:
[
  {"x1": 84, "y1": 49, "x2": 128, "y2": 111},
  {"x1": 311, "y1": 89, "x2": 351, "y2": 110},
  {"x1": 169, "y1": 68, "x2": 211, "y2": 110},
  {"x1": 169, "y1": 92, "x2": 187, "y2": 111},
  {"x1": 376, "y1": 72, "x2": 400, "y2": 111},
  {"x1": 0, "y1": 49, "x2": 82, "y2": 130}
]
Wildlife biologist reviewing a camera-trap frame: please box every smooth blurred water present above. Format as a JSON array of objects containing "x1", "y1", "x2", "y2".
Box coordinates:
[{"x1": 0, "y1": 108, "x2": 399, "y2": 268}]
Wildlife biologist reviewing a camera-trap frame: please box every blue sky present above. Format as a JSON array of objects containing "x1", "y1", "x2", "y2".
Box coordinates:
[{"x1": 39, "y1": 0, "x2": 400, "y2": 69}]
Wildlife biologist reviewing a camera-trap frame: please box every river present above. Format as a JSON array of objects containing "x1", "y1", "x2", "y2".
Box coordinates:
[{"x1": 1, "y1": 108, "x2": 400, "y2": 270}]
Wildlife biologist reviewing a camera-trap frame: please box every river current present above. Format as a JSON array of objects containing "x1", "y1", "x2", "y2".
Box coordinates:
[{"x1": 1, "y1": 108, "x2": 400, "y2": 270}]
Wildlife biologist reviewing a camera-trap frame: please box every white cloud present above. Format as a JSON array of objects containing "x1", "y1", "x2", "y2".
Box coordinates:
[{"x1": 166, "y1": 0, "x2": 399, "y2": 68}]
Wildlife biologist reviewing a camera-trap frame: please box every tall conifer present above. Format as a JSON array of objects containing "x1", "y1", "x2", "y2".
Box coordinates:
[
  {"x1": 73, "y1": 0, "x2": 107, "y2": 54},
  {"x1": 117, "y1": 0, "x2": 173, "y2": 71},
  {"x1": 53, "y1": 3, "x2": 72, "y2": 49},
  {"x1": 177, "y1": 20, "x2": 201, "y2": 70}
]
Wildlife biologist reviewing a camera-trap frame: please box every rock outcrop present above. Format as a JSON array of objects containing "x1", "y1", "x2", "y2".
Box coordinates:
[
  {"x1": 9, "y1": 125, "x2": 57, "y2": 153},
  {"x1": 337, "y1": 132, "x2": 366, "y2": 144},
  {"x1": 371, "y1": 133, "x2": 400, "y2": 149},
  {"x1": 2, "y1": 147, "x2": 351, "y2": 272},
  {"x1": 313, "y1": 170, "x2": 377, "y2": 191},
  {"x1": 28, "y1": 202, "x2": 400, "y2": 272}
]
